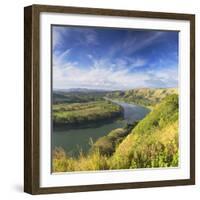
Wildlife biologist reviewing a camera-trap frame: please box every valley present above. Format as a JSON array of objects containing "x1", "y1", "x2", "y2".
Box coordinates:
[{"x1": 52, "y1": 88, "x2": 179, "y2": 172}]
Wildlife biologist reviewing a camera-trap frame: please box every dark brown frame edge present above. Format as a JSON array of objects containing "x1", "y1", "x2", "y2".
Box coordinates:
[{"x1": 24, "y1": 4, "x2": 195, "y2": 195}]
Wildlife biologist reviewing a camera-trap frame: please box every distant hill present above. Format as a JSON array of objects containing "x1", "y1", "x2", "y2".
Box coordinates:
[
  {"x1": 106, "y1": 88, "x2": 178, "y2": 107},
  {"x1": 53, "y1": 87, "x2": 178, "y2": 106},
  {"x1": 54, "y1": 88, "x2": 111, "y2": 93},
  {"x1": 53, "y1": 90, "x2": 109, "y2": 104}
]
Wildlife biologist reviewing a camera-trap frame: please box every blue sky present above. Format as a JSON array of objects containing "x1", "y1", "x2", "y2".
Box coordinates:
[{"x1": 52, "y1": 25, "x2": 178, "y2": 90}]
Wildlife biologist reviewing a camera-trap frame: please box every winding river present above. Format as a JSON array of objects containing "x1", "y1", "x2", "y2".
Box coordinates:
[{"x1": 52, "y1": 100, "x2": 150, "y2": 157}]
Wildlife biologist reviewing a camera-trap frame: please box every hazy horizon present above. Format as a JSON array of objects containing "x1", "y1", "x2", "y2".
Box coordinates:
[{"x1": 53, "y1": 86, "x2": 178, "y2": 92}]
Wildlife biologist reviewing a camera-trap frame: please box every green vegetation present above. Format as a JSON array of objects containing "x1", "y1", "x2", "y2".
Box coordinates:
[
  {"x1": 106, "y1": 88, "x2": 178, "y2": 107},
  {"x1": 53, "y1": 100, "x2": 123, "y2": 128},
  {"x1": 110, "y1": 94, "x2": 179, "y2": 169},
  {"x1": 91, "y1": 123, "x2": 138, "y2": 156},
  {"x1": 52, "y1": 94, "x2": 179, "y2": 172},
  {"x1": 53, "y1": 147, "x2": 109, "y2": 172},
  {"x1": 53, "y1": 91, "x2": 108, "y2": 104}
]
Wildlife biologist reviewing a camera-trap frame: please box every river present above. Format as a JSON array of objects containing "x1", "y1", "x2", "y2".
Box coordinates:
[{"x1": 52, "y1": 100, "x2": 150, "y2": 157}]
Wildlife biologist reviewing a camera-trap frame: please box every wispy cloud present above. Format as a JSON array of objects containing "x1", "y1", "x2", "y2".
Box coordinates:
[
  {"x1": 126, "y1": 31, "x2": 164, "y2": 54},
  {"x1": 53, "y1": 54, "x2": 177, "y2": 90},
  {"x1": 88, "y1": 54, "x2": 147, "y2": 71},
  {"x1": 52, "y1": 26, "x2": 178, "y2": 90},
  {"x1": 78, "y1": 29, "x2": 99, "y2": 45},
  {"x1": 52, "y1": 26, "x2": 99, "y2": 50},
  {"x1": 53, "y1": 63, "x2": 145, "y2": 90},
  {"x1": 52, "y1": 27, "x2": 68, "y2": 50},
  {"x1": 109, "y1": 31, "x2": 164, "y2": 57},
  {"x1": 53, "y1": 49, "x2": 71, "y2": 65},
  {"x1": 126, "y1": 57, "x2": 147, "y2": 68}
]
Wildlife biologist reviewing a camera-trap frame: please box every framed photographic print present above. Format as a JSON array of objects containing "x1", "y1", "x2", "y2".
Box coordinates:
[{"x1": 24, "y1": 4, "x2": 195, "y2": 194}]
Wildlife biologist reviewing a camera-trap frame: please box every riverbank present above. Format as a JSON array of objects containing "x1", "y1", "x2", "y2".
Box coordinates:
[
  {"x1": 104, "y1": 97, "x2": 153, "y2": 110},
  {"x1": 104, "y1": 97, "x2": 150, "y2": 123},
  {"x1": 53, "y1": 117, "x2": 124, "y2": 131},
  {"x1": 53, "y1": 99, "x2": 150, "y2": 157}
]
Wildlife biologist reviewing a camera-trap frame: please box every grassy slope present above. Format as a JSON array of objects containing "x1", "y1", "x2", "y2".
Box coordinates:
[
  {"x1": 106, "y1": 88, "x2": 178, "y2": 107},
  {"x1": 110, "y1": 94, "x2": 179, "y2": 169},
  {"x1": 53, "y1": 94, "x2": 179, "y2": 172},
  {"x1": 91, "y1": 123, "x2": 138, "y2": 156}
]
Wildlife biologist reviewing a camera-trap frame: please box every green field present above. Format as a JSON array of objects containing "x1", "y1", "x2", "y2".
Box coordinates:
[
  {"x1": 53, "y1": 100, "x2": 123, "y2": 128},
  {"x1": 53, "y1": 93, "x2": 179, "y2": 172}
]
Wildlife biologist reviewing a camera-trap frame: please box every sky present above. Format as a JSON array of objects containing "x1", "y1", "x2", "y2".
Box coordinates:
[{"x1": 52, "y1": 25, "x2": 179, "y2": 91}]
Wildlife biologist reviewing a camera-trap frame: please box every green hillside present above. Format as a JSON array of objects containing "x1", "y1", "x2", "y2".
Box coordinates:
[
  {"x1": 53, "y1": 94, "x2": 179, "y2": 172},
  {"x1": 110, "y1": 94, "x2": 179, "y2": 169},
  {"x1": 53, "y1": 91, "x2": 107, "y2": 104},
  {"x1": 91, "y1": 122, "x2": 138, "y2": 156},
  {"x1": 106, "y1": 88, "x2": 178, "y2": 107}
]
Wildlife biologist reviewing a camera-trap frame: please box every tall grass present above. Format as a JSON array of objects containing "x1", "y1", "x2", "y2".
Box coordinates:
[{"x1": 53, "y1": 148, "x2": 109, "y2": 172}]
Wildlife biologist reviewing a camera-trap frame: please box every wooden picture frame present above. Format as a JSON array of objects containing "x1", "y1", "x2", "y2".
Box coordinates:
[{"x1": 24, "y1": 4, "x2": 195, "y2": 194}]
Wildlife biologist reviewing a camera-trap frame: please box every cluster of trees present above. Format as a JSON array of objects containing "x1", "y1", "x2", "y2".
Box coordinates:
[{"x1": 52, "y1": 94, "x2": 179, "y2": 172}]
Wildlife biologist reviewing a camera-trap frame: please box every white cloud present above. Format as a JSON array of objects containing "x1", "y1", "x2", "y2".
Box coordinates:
[
  {"x1": 52, "y1": 29, "x2": 177, "y2": 90},
  {"x1": 53, "y1": 64, "x2": 145, "y2": 90},
  {"x1": 129, "y1": 58, "x2": 147, "y2": 68},
  {"x1": 53, "y1": 57, "x2": 177, "y2": 90},
  {"x1": 145, "y1": 67, "x2": 178, "y2": 88}
]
